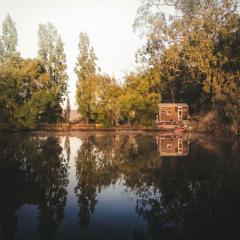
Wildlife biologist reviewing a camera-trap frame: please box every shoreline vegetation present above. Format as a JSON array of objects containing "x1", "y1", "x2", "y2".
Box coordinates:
[
  {"x1": 0, "y1": 0, "x2": 240, "y2": 135},
  {"x1": 0, "y1": 118, "x2": 239, "y2": 135}
]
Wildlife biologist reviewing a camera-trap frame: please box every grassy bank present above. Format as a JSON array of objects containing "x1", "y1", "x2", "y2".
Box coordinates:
[
  {"x1": 0, "y1": 111, "x2": 238, "y2": 135},
  {"x1": 35, "y1": 123, "x2": 161, "y2": 132},
  {"x1": 0, "y1": 123, "x2": 160, "y2": 132}
]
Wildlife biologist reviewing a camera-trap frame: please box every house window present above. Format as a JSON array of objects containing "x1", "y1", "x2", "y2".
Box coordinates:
[
  {"x1": 167, "y1": 144, "x2": 172, "y2": 149},
  {"x1": 178, "y1": 139, "x2": 183, "y2": 150},
  {"x1": 167, "y1": 110, "x2": 172, "y2": 116},
  {"x1": 178, "y1": 110, "x2": 182, "y2": 120}
]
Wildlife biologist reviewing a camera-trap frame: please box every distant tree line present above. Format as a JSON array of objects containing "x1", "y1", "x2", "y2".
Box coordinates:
[
  {"x1": 0, "y1": 0, "x2": 240, "y2": 130},
  {"x1": 132, "y1": 0, "x2": 240, "y2": 130},
  {"x1": 75, "y1": 0, "x2": 240, "y2": 130},
  {"x1": 0, "y1": 15, "x2": 68, "y2": 129}
]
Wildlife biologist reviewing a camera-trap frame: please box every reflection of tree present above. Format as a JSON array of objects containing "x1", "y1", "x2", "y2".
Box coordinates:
[
  {"x1": 2, "y1": 132, "x2": 238, "y2": 239},
  {"x1": 133, "y1": 137, "x2": 240, "y2": 240},
  {"x1": 75, "y1": 136, "x2": 98, "y2": 227},
  {"x1": 35, "y1": 138, "x2": 69, "y2": 240},
  {"x1": 0, "y1": 208, "x2": 17, "y2": 240},
  {"x1": 74, "y1": 134, "x2": 162, "y2": 227},
  {"x1": 64, "y1": 135, "x2": 71, "y2": 162},
  {"x1": 74, "y1": 134, "x2": 118, "y2": 227},
  {"x1": 118, "y1": 135, "x2": 162, "y2": 192},
  {"x1": 0, "y1": 135, "x2": 68, "y2": 240},
  {"x1": 0, "y1": 135, "x2": 24, "y2": 240}
]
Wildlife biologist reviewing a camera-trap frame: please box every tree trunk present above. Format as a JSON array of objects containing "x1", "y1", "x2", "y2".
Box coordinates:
[{"x1": 170, "y1": 88, "x2": 176, "y2": 103}]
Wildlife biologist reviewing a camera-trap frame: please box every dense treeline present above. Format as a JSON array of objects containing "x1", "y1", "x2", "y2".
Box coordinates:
[
  {"x1": 135, "y1": 0, "x2": 240, "y2": 131},
  {"x1": 75, "y1": 0, "x2": 240, "y2": 130},
  {"x1": 0, "y1": 0, "x2": 240, "y2": 130},
  {"x1": 74, "y1": 33, "x2": 160, "y2": 126},
  {"x1": 74, "y1": 33, "x2": 161, "y2": 126},
  {"x1": 0, "y1": 16, "x2": 68, "y2": 129}
]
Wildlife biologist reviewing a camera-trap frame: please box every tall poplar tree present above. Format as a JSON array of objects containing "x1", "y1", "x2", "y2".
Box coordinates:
[
  {"x1": 37, "y1": 23, "x2": 68, "y2": 122},
  {"x1": 75, "y1": 32, "x2": 97, "y2": 123},
  {"x1": 0, "y1": 14, "x2": 18, "y2": 63},
  {"x1": 64, "y1": 96, "x2": 71, "y2": 123}
]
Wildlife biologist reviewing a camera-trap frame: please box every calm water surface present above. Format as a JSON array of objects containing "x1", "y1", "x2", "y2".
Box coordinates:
[{"x1": 0, "y1": 132, "x2": 240, "y2": 240}]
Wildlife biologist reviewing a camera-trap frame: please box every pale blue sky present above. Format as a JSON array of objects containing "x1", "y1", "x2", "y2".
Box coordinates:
[{"x1": 0, "y1": 0, "x2": 143, "y2": 108}]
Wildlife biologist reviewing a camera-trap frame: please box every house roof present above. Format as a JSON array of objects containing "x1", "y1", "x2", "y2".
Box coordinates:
[{"x1": 159, "y1": 103, "x2": 188, "y2": 107}]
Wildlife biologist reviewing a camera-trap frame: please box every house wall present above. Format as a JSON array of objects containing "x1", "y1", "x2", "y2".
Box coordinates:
[
  {"x1": 160, "y1": 107, "x2": 178, "y2": 122},
  {"x1": 159, "y1": 138, "x2": 189, "y2": 156},
  {"x1": 160, "y1": 138, "x2": 179, "y2": 154},
  {"x1": 159, "y1": 105, "x2": 189, "y2": 122}
]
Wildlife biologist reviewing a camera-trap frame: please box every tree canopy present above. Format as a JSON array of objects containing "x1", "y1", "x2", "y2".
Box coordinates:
[
  {"x1": 0, "y1": 14, "x2": 18, "y2": 63},
  {"x1": 0, "y1": 5, "x2": 240, "y2": 131},
  {"x1": 132, "y1": 0, "x2": 240, "y2": 130},
  {"x1": 0, "y1": 15, "x2": 69, "y2": 129},
  {"x1": 37, "y1": 23, "x2": 68, "y2": 123}
]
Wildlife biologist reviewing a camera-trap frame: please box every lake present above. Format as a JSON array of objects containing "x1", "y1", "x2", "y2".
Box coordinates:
[{"x1": 0, "y1": 132, "x2": 239, "y2": 240}]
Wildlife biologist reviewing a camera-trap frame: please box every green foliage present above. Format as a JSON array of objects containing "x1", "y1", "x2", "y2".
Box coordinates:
[
  {"x1": 1, "y1": 5, "x2": 240, "y2": 130},
  {"x1": 118, "y1": 72, "x2": 161, "y2": 125},
  {"x1": 0, "y1": 57, "x2": 58, "y2": 129},
  {"x1": 0, "y1": 14, "x2": 18, "y2": 63},
  {"x1": 95, "y1": 74, "x2": 121, "y2": 127},
  {"x1": 134, "y1": 0, "x2": 240, "y2": 131},
  {"x1": 75, "y1": 32, "x2": 98, "y2": 123},
  {"x1": 37, "y1": 23, "x2": 68, "y2": 122}
]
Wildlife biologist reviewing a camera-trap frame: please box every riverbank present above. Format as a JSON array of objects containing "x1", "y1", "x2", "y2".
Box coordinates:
[
  {"x1": 0, "y1": 122, "x2": 238, "y2": 136},
  {"x1": 0, "y1": 109, "x2": 239, "y2": 135},
  {"x1": 0, "y1": 123, "x2": 161, "y2": 132}
]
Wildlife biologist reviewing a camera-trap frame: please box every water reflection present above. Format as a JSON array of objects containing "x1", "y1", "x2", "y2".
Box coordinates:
[
  {"x1": 0, "y1": 135, "x2": 69, "y2": 240},
  {"x1": 156, "y1": 133, "x2": 190, "y2": 156},
  {"x1": 134, "y1": 135, "x2": 240, "y2": 240},
  {"x1": 0, "y1": 133, "x2": 239, "y2": 240}
]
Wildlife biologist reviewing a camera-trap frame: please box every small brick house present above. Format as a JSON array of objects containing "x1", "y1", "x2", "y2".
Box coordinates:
[
  {"x1": 156, "y1": 134, "x2": 190, "y2": 156},
  {"x1": 159, "y1": 103, "x2": 189, "y2": 122}
]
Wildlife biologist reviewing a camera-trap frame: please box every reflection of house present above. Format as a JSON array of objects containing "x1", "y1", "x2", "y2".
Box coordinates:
[
  {"x1": 156, "y1": 103, "x2": 190, "y2": 130},
  {"x1": 156, "y1": 134, "x2": 190, "y2": 156}
]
